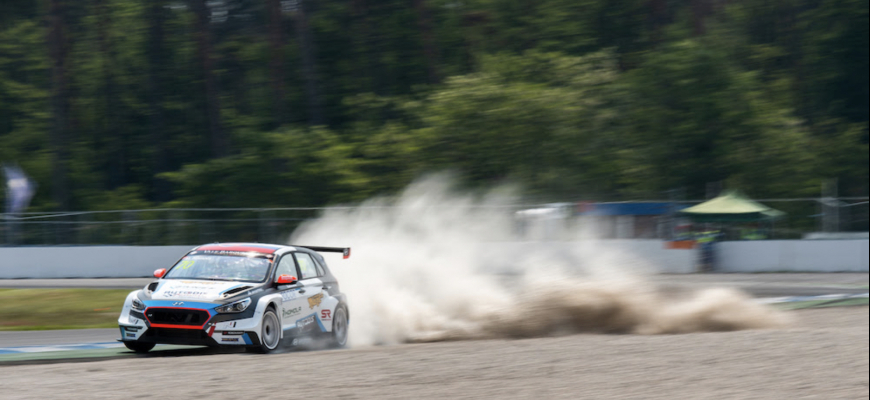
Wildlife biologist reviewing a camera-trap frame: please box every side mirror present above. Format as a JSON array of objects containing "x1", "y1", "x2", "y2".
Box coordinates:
[
  {"x1": 276, "y1": 274, "x2": 298, "y2": 285},
  {"x1": 154, "y1": 268, "x2": 167, "y2": 278}
]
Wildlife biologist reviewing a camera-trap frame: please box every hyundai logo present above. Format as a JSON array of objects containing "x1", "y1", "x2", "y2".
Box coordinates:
[{"x1": 173, "y1": 301, "x2": 185, "y2": 306}]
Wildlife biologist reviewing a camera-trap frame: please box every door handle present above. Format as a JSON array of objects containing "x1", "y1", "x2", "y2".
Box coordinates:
[{"x1": 298, "y1": 289, "x2": 306, "y2": 294}]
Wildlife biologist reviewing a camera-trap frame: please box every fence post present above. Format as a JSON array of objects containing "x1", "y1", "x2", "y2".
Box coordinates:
[
  {"x1": 122, "y1": 211, "x2": 136, "y2": 244},
  {"x1": 78, "y1": 212, "x2": 90, "y2": 244},
  {"x1": 200, "y1": 218, "x2": 214, "y2": 243},
  {"x1": 3, "y1": 215, "x2": 18, "y2": 245}
]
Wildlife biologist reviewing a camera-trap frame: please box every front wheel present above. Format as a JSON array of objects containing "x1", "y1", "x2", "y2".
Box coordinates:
[
  {"x1": 256, "y1": 308, "x2": 282, "y2": 353},
  {"x1": 123, "y1": 341, "x2": 155, "y2": 353},
  {"x1": 328, "y1": 306, "x2": 348, "y2": 348}
]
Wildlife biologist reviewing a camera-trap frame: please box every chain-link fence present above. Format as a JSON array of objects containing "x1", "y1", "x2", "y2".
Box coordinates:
[
  {"x1": 0, "y1": 208, "x2": 324, "y2": 246},
  {"x1": 748, "y1": 198, "x2": 868, "y2": 239},
  {"x1": 1, "y1": 198, "x2": 867, "y2": 246}
]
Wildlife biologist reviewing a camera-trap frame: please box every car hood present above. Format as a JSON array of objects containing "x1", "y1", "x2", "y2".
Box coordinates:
[{"x1": 149, "y1": 279, "x2": 262, "y2": 302}]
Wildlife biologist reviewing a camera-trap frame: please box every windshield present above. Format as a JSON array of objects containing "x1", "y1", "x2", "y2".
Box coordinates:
[{"x1": 165, "y1": 254, "x2": 272, "y2": 282}]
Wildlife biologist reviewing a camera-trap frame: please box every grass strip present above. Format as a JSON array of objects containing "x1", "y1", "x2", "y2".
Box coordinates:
[
  {"x1": 0, "y1": 345, "x2": 201, "y2": 364},
  {"x1": 0, "y1": 288, "x2": 132, "y2": 331}
]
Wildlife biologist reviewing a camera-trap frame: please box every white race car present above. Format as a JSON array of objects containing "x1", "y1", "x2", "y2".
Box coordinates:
[{"x1": 118, "y1": 243, "x2": 350, "y2": 353}]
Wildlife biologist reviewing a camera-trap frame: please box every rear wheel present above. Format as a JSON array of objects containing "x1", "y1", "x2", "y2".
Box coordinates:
[
  {"x1": 256, "y1": 308, "x2": 281, "y2": 353},
  {"x1": 328, "y1": 306, "x2": 348, "y2": 348},
  {"x1": 123, "y1": 341, "x2": 155, "y2": 353}
]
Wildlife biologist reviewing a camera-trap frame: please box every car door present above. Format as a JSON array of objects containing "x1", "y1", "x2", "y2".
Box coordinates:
[
  {"x1": 293, "y1": 252, "x2": 327, "y2": 333},
  {"x1": 274, "y1": 254, "x2": 310, "y2": 332}
]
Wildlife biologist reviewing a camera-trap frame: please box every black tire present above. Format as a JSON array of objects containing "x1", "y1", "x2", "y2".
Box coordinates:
[
  {"x1": 328, "y1": 305, "x2": 349, "y2": 348},
  {"x1": 256, "y1": 308, "x2": 282, "y2": 353},
  {"x1": 124, "y1": 341, "x2": 155, "y2": 353}
]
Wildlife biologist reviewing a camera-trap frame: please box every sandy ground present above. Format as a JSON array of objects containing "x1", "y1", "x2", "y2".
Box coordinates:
[{"x1": 1, "y1": 306, "x2": 866, "y2": 400}]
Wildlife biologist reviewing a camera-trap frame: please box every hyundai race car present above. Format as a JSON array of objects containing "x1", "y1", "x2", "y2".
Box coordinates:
[{"x1": 118, "y1": 243, "x2": 350, "y2": 353}]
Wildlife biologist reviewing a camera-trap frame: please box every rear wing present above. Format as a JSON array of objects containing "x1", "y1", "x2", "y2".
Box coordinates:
[{"x1": 300, "y1": 246, "x2": 351, "y2": 259}]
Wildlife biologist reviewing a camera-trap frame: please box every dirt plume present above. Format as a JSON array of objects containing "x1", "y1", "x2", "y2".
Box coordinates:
[{"x1": 290, "y1": 175, "x2": 790, "y2": 346}]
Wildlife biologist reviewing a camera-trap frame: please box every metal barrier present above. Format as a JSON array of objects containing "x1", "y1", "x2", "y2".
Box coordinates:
[{"x1": 0, "y1": 198, "x2": 866, "y2": 246}]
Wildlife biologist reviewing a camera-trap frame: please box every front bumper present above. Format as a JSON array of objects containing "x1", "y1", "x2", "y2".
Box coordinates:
[
  {"x1": 118, "y1": 297, "x2": 262, "y2": 347},
  {"x1": 119, "y1": 325, "x2": 260, "y2": 347}
]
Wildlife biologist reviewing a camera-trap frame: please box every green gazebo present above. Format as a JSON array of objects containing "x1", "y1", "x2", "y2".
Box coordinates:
[{"x1": 679, "y1": 190, "x2": 785, "y2": 222}]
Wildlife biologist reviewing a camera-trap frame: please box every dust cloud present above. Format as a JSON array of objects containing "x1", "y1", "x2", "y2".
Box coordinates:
[{"x1": 290, "y1": 175, "x2": 790, "y2": 346}]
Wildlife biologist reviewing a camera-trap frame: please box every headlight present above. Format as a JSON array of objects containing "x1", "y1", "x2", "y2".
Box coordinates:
[
  {"x1": 131, "y1": 298, "x2": 145, "y2": 311},
  {"x1": 215, "y1": 298, "x2": 252, "y2": 313}
]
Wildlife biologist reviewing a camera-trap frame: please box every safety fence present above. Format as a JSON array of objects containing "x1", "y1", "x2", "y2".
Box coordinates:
[
  {"x1": 0, "y1": 208, "x2": 323, "y2": 246},
  {"x1": 0, "y1": 198, "x2": 866, "y2": 246}
]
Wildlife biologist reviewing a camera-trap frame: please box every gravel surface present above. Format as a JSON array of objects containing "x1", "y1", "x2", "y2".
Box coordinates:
[{"x1": 2, "y1": 306, "x2": 866, "y2": 400}]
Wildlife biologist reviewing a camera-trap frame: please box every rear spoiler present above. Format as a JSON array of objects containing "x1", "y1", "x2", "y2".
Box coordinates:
[{"x1": 300, "y1": 246, "x2": 351, "y2": 259}]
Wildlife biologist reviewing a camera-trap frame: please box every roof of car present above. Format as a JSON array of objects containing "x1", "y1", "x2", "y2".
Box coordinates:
[{"x1": 195, "y1": 243, "x2": 287, "y2": 254}]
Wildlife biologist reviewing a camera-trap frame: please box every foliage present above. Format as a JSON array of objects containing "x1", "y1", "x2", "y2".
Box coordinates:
[{"x1": 0, "y1": 0, "x2": 866, "y2": 213}]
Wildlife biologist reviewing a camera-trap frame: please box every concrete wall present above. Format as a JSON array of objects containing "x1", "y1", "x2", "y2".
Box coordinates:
[
  {"x1": 0, "y1": 246, "x2": 193, "y2": 278},
  {"x1": 1, "y1": 241, "x2": 698, "y2": 279},
  {"x1": 717, "y1": 239, "x2": 869, "y2": 272},
  {"x1": 1, "y1": 239, "x2": 866, "y2": 278},
  {"x1": 581, "y1": 240, "x2": 697, "y2": 274}
]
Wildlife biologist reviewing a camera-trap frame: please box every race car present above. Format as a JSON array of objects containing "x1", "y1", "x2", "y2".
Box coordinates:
[{"x1": 117, "y1": 243, "x2": 350, "y2": 353}]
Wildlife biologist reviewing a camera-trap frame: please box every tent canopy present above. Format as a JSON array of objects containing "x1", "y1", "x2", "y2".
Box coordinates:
[{"x1": 679, "y1": 190, "x2": 785, "y2": 222}]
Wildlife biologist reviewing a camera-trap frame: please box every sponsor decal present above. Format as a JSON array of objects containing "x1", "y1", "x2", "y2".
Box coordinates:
[
  {"x1": 281, "y1": 289, "x2": 300, "y2": 301},
  {"x1": 162, "y1": 290, "x2": 210, "y2": 298},
  {"x1": 249, "y1": 288, "x2": 263, "y2": 295},
  {"x1": 296, "y1": 315, "x2": 315, "y2": 328},
  {"x1": 320, "y1": 309, "x2": 332, "y2": 320},
  {"x1": 126, "y1": 333, "x2": 136, "y2": 338},
  {"x1": 307, "y1": 293, "x2": 324, "y2": 309},
  {"x1": 128, "y1": 317, "x2": 139, "y2": 324},
  {"x1": 283, "y1": 307, "x2": 302, "y2": 318},
  {"x1": 214, "y1": 321, "x2": 237, "y2": 329},
  {"x1": 223, "y1": 331, "x2": 244, "y2": 335},
  {"x1": 179, "y1": 280, "x2": 224, "y2": 286},
  {"x1": 199, "y1": 250, "x2": 260, "y2": 257},
  {"x1": 173, "y1": 301, "x2": 185, "y2": 306},
  {"x1": 221, "y1": 337, "x2": 240, "y2": 342}
]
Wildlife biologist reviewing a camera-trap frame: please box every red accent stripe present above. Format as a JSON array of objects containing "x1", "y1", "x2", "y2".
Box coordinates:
[
  {"x1": 208, "y1": 325, "x2": 216, "y2": 337},
  {"x1": 149, "y1": 323, "x2": 205, "y2": 330}
]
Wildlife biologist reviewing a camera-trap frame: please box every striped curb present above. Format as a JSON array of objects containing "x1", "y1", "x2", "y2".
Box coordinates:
[
  {"x1": 757, "y1": 292, "x2": 869, "y2": 309},
  {"x1": 756, "y1": 292, "x2": 869, "y2": 304}
]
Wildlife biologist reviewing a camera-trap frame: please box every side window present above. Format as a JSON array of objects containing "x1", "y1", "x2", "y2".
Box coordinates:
[
  {"x1": 275, "y1": 255, "x2": 297, "y2": 279},
  {"x1": 294, "y1": 253, "x2": 318, "y2": 279},
  {"x1": 313, "y1": 258, "x2": 325, "y2": 277}
]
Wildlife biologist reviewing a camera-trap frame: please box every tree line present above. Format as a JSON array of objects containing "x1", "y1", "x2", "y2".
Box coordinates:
[{"x1": 0, "y1": 0, "x2": 867, "y2": 212}]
